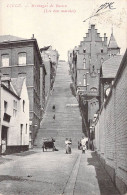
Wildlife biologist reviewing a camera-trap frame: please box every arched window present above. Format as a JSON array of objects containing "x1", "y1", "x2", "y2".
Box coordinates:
[
  {"x1": 18, "y1": 52, "x2": 26, "y2": 65},
  {"x1": 2, "y1": 54, "x2": 9, "y2": 67},
  {"x1": 83, "y1": 75, "x2": 86, "y2": 86},
  {"x1": 90, "y1": 87, "x2": 97, "y2": 91},
  {"x1": 83, "y1": 58, "x2": 86, "y2": 69}
]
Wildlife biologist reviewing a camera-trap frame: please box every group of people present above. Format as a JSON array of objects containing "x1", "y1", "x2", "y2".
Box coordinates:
[
  {"x1": 52, "y1": 105, "x2": 88, "y2": 154},
  {"x1": 65, "y1": 136, "x2": 88, "y2": 154}
]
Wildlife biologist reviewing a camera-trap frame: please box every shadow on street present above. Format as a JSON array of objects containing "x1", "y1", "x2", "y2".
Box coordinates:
[{"x1": 87, "y1": 152, "x2": 120, "y2": 195}]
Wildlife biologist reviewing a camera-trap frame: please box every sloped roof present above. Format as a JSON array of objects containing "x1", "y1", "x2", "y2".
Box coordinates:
[
  {"x1": 0, "y1": 35, "x2": 26, "y2": 42},
  {"x1": 102, "y1": 55, "x2": 123, "y2": 78},
  {"x1": 1, "y1": 77, "x2": 20, "y2": 98},
  {"x1": 11, "y1": 77, "x2": 25, "y2": 96},
  {"x1": 40, "y1": 46, "x2": 51, "y2": 52},
  {"x1": 108, "y1": 33, "x2": 120, "y2": 49}
]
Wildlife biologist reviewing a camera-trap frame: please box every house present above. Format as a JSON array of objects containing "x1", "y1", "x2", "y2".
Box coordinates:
[
  {"x1": 100, "y1": 55, "x2": 123, "y2": 106},
  {"x1": 0, "y1": 76, "x2": 29, "y2": 154},
  {"x1": 40, "y1": 46, "x2": 59, "y2": 103},
  {"x1": 0, "y1": 35, "x2": 42, "y2": 145},
  {"x1": 68, "y1": 24, "x2": 120, "y2": 138}
]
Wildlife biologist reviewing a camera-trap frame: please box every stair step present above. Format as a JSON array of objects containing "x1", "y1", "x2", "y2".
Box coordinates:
[{"x1": 34, "y1": 62, "x2": 84, "y2": 148}]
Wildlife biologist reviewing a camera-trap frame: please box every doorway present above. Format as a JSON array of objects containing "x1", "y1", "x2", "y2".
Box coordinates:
[{"x1": 1, "y1": 126, "x2": 8, "y2": 154}]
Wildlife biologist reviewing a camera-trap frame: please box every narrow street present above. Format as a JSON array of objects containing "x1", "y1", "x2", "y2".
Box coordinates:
[{"x1": 0, "y1": 61, "x2": 120, "y2": 195}]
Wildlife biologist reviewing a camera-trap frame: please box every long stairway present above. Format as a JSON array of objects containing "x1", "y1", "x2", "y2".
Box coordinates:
[{"x1": 34, "y1": 61, "x2": 83, "y2": 148}]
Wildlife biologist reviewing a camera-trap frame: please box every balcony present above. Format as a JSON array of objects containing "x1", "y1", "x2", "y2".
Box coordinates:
[{"x1": 3, "y1": 113, "x2": 11, "y2": 122}]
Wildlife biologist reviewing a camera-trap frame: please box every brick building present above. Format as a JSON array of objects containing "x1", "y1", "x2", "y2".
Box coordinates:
[
  {"x1": 0, "y1": 35, "x2": 42, "y2": 145},
  {"x1": 68, "y1": 24, "x2": 120, "y2": 138}
]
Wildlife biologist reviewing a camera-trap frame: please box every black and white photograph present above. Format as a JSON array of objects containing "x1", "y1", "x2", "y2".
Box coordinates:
[{"x1": 0, "y1": 0, "x2": 127, "y2": 194}]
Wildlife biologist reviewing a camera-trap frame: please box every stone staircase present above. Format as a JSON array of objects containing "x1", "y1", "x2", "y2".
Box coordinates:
[{"x1": 34, "y1": 61, "x2": 84, "y2": 149}]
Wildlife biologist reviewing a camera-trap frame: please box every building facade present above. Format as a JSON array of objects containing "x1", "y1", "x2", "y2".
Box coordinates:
[
  {"x1": 40, "y1": 63, "x2": 46, "y2": 118},
  {"x1": 40, "y1": 46, "x2": 59, "y2": 104},
  {"x1": 100, "y1": 55, "x2": 123, "y2": 106},
  {"x1": 68, "y1": 24, "x2": 120, "y2": 143},
  {"x1": 0, "y1": 76, "x2": 29, "y2": 154},
  {"x1": 0, "y1": 35, "x2": 42, "y2": 144}
]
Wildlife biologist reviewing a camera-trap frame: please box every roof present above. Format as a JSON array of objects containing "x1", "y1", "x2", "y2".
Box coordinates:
[
  {"x1": 11, "y1": 77, "x2": 25, "y2": 96},
  {"x1": 102, "y1": 55, "x2": 123, "y2": 78},
  {"x1": 0, "y1": 35, "x2": 26, "y2": 43},
  {"x1": 40, "y1": 46, "x2": 51, "y2": 52},
  {"x1": 1, "y1": 77, "x2": 20, "y2": 99},
  {"x1": 108, "y1": 33, "x2": 120, "y2": 49},
  {"x1": 0, "y1": 35, "x2": 42, "y2": 64}
]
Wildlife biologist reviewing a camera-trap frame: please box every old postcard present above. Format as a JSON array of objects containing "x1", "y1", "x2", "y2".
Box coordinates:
[{"x1": 0, "y1": 0, "x2": 127, "y2": 194}]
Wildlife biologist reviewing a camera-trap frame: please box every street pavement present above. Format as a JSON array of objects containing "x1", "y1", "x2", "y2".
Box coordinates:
[{"x1": 0, "y1": 149, "x2": 120, "y2": 195}]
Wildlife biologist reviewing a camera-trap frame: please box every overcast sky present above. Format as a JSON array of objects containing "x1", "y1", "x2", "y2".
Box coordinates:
[{"x1": 0, "y1": 0, "x2": 127, "y2": 60}]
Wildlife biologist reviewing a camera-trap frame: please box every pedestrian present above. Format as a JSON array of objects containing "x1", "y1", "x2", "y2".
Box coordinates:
[
  {"x1": 52, "y1": 105, "x2": 55, "y2": 112},
  {"x1": 1, "y1": 139, "x2": 6, "y2": 155},
  {"x1": 53, "y1": 114, "x2": 55, "y2": 120},
  {"x1": 65, "y1": 138, "x2": 72, "y2": 154},
  {"x1": 86, "y1": 140, "x2": 88, "y2": 150},
  {"x1": 81, "y1": 136, "x2": 87, "y2": 154},
  {"x1": 78, "y1": 141, "x2": 81, "y2": 150}
]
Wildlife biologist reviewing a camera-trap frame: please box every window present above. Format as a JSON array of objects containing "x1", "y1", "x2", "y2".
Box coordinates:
[
  {"x1": 84, "y1": 75, "x2": 86, "y2": 86},
  {"x1": 13, "y1": 100, "x2": 17, "y2": 117},
  {"x1": 83, "y1": 49, "x2": 86, "y2": 53},
  {"x1": 18, "y1": 52, "x2": 26, "y2": 65},
  {"x1": 26, "y1": 124, "x2": 27, "y2": 134},
  {"x1": 23, "y1": 100, "x2": 25, "y2": 112},
  {"x1": 20, "y1": 124, "x2": 23, "y2": 145},
  {"x1": 83, "y1": 58, "x2": 86, "y2": 69},
  {"x1": 4, "y1": 101, "x2": 8, "y2": 113},
  {"x1": 101, "y1": 49, "x2": 103, "y2": 53},
  {"x1": 2, "y1": 54, "x2": 9, "y2": 67},
  {"x1": 90, "y1": 87, "x2": 97, "y2": 91}
]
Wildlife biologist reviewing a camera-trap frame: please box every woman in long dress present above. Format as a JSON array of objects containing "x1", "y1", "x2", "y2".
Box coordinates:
[
  {"x1": 65, "y1": 138, "x2": 72, "y2": 154},
  {"x1": 1, "y1": 139, "x2": 6, "y2": 155}
]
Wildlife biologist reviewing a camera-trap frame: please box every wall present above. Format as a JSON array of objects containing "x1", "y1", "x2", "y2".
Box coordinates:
[
  {"x1": 1, "y1": 81, "x2": 29, "y2": 154},
  {"x1": 0, "y1": 40, "x2": 41, "y2": 143},
  {"x1": 43, "y1": 60, "x2": 51, "y2": 102},
  {"x1": 94, "y1": 50, "x2": 127, "y2": 194},
  {"x1": 76, "y1": 25, "x2": 109, "y2": 92}
]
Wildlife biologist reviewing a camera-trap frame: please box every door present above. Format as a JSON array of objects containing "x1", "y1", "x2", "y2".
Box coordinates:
[{"x1": 1, "y1": 126, "x2": 8, "y2": 154}]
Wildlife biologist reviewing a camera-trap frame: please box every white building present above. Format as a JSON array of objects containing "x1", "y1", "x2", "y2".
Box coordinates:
[{"x1": 0, "y1": 76, "x2": 29, "y2": 154}]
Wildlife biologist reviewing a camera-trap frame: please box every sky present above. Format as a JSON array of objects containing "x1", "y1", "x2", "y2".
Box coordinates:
[{"x1": 0, "y1": 0, "x2": 127, "y2": 60}]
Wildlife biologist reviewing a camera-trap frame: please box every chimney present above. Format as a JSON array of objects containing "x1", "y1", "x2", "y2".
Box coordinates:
[
  {"x1": 32, "y1": 34, "x2": 34, "y2": 39},
  {"x1": 104, "y1": 33, "x2": 107, "y2": 45}
]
